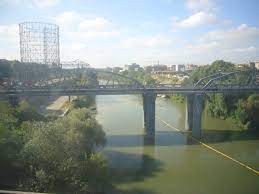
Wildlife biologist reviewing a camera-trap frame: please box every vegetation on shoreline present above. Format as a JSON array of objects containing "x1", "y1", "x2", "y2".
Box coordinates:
[
  {"x1": 170, "y1": 94, "x2": 185, "y2": 103},
  {"x1": 153, "y1": 60, "x2": 259, "y2": 131},
  {"x1": 187, "y1": 60, "x2": 259, "y2": 130}
]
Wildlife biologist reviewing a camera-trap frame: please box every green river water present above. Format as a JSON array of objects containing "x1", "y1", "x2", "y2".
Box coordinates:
[{"x1": 96, "y1": 95, "x2": 259, "y2": 194}]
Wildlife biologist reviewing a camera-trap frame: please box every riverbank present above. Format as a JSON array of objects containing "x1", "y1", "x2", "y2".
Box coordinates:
[{"x1": 45, "y1": 96, "x2": 70, "y2": 116}]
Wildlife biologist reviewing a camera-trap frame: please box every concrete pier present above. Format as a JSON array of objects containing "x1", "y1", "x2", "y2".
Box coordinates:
[
  {"x1": 8, "y1": 95, "x2": 19, "y2": 107},
  {"x1": 143, "y1": 92, "x2": 156, "y2": 137},
  {"x1": 185, "y1": 94, "x2": 194, "y2": 131},
  {"x1": 192, "y1": 93, "x2": 204, "y2": 138}
]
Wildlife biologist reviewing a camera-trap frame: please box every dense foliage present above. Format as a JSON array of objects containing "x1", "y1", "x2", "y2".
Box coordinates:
[
  {"x1": 0, "y1": 97, "x2": 109, "y2": 193},
  {"x1": 71, "y1": 96, "x2": 96, "y2": 109},
  {"x1": 187, "y1": 60, "x2": 259, "y2": 130},
  {"x1": 170, "y1": 94, "x2": 185, "y2": 103},
  {"x1": 19, "y1": 108, "x2": 107, "y2": 193}
]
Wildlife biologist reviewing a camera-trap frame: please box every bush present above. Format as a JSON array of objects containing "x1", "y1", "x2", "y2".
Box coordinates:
[
  {"x1": 170, "y1": 94, "x2": 184, "y2": 103},
  {"x1": 71, "y1": 96, "x2": 96, "y2": 109}
]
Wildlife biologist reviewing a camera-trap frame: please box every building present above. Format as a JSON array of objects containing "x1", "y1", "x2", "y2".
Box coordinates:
[
  {"x1": 177, "y1": 64, "x2": 185, "y2": 72},
  {"x1": 124, "y1": 63, "x2": 141, "y2": 71},
  {"x1": 144, "y1": 65, "x2": 153, "y2": 73},
  {"x1": 151, "y1": 65, "x2": 168, "y2": 72},
  {"x1": 186, "y1": 64, "x2": 198, "y2": 71},
  {"x1": 168, "y1": 65, "x2": 176, "y2": 72},
  {"x1": 255, "y1": 61, "x2": 259, "y2": 69},
  {"x1": 168, "y1": 64, "x2": 186, "y2": 72},
  {"x1": 237, "y1": 62, "x2": 259, "y2": 69},
  {"x1": 112, "y1": 67, "x2": 123, "y2": 73},
  {"x1": 237, "y1": 63, "x2": 249, "y2": 68},
  {"x1": 145, "y1": 64, "x2": 168, "y2": 74}
]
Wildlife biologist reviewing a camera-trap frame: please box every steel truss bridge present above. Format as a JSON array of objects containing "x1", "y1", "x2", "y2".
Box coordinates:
[
  {"x1": 1, "y1": 67, "x2": 259, "y2": 96},
  {"x1": 1, "y1": 66, "x2": 259, "y2": 139}
]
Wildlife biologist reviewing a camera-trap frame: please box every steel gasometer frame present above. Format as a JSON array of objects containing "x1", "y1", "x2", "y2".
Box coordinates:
[{"x1": 19, "y1": 22, "x2": 60, "y2": 66}]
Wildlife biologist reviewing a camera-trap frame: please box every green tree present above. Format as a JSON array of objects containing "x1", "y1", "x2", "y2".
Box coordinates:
[
  {"x1": 16, "y1": 100, "x2": 45, "y2": 123},
  {"x1": 0, "y1": 59, "x2": 13, "y2": 79},
  {"x1": 245, "y1": 94, "x2": 259, "y2": 130},
  {"x1": 71, "y1": 96, "x2": 96, "y2": 109},
  {"x1": 0, "y1": 102, "x2": 22, "y2": 187},
  {"x1": 20, "y1": 108, "x2": 108, "y2": 193},
  {"x1": 185, "y1": 60, "x2": 259, "y2": 130}
]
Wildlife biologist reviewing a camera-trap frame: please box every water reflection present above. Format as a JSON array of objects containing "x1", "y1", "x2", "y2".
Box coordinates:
[
  {"x1": 202, "y1": 129, "x2": 259, "y2": 143},
  {"x1": 106, "y1": 148, "x2": 162, "y2": 183},
  {"x1": 106, "y1": 132, "x2": 192, "y2": 148},
  {"x1": 143, "y1": 134, "x2": 155, "y2": 145}
]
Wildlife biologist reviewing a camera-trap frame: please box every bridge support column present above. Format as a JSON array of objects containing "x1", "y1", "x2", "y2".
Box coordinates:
[
  {"x1": 143, "y1": 92, "x2": 156, "y2": 138},
  {"x1": 185, "y1": 94, "x2": 194, "y2": 131},
  {"x1": 8, "y1": 95, "x2": 19, "y2": 107},
  {"x1": 192, "y1": 93, "x2": 204, "y2": 138}
]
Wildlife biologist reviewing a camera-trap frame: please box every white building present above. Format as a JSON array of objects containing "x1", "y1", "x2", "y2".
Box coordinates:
[{"x1": 169, "y1": 64, "x2": 185, "y2": 72}]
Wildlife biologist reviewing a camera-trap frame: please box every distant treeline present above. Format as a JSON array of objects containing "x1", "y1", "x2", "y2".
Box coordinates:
[{"x1": 0, "y1": 59, "x2": 53, "y2": 79}]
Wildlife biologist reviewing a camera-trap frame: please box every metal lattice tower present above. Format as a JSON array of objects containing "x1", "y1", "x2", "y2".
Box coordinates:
[{"x1": 19, "y1": 22, "x2": 60, "y2": 66}]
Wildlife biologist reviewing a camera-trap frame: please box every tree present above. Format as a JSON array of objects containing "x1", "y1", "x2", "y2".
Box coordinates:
[
  {"x1": 0, "y1": 59, "x2": 13, "y2": 79},
  {"x1": 185, "y1": 60, "x2": 259, "y2": 130},
  {"x1": 0, "y1": 102, "x2": 22, "y2": 187},
  {"x1": 19, "y1": 108, "x2": 108, "y2": 193},
  {"x1": 187, "y1": 60, "x2": 235, "y2": 85},
  {"x1": 71, "y1": 96, "x2": 96, "y2": 109},
  {"x1": 16, "y1": 100, "x2": 45, "y2": 123},
  {"x1": 233, "y1": 99, "x2": 249, "y2": 129}
]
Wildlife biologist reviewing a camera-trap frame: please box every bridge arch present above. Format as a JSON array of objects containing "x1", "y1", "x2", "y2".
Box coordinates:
[
  {"x1": 194, "y1": 69, "x2": 259, "y2": 90},
  {"x1": 1, "y1": 66, "x2": 145, "y2": 90}
]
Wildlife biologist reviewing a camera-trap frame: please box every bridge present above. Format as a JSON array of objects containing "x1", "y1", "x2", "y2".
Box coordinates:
[{"x1": 1, "y1": 66, "x2": 259, "y2": 139}]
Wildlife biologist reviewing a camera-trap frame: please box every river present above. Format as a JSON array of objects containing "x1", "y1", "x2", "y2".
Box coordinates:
[{"x1": 96, "y1": 95, "x2": 259, "y2": 194}]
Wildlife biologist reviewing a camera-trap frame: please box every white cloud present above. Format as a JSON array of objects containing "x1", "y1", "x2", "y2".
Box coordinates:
[
  {"x1": 173, "y1": 11, "x2": 217, "y2": 28},
  {"x1": 178, "y1": 24, "x2": 259, "y2": 63},
  {"x1": 0, "y1": 24, "x2": 20, "y2": 60},
  {"x1": 171, "y1": 0, "x2": 229, "y2": 29},
  {"x1": 0, "y1": 0, "x2": 60, "y2": 8},
  {"x1": 186, "y1": 0, "x2": 215, "y2": 12},
  {"x1": 68, "y1": 30, "x2": 120, "y2": 40},
  {"x1": 228, "y1": 46, "x2": 257, "y2": 53},
  {"x1": 52, "y1": 11, "x2": 122, "y2": 64},
  {"x1": 120, "y1": 35, "x2": 172, "y2": 48},
  {"x1": 32, "y1": 0, "x2": 60, "y2": 8},
  {"x1": 187, "y1": 41, "x2": 218, "y2": 51},
  {"x1": 54, "y1": 11, "x2": 119, "y2": 41},
  {"x1": 79, "y1": 17, "x2": 111, "y2": 31},
  {"x1": 199, "y1": 24, "x2": 259, "y2": 45},
  {"x1": 54, "y1": 11, "x2": 83, "y2": 29},
  {"x1": 0, "y1": 24, "x2": 19, "y2": 43}
]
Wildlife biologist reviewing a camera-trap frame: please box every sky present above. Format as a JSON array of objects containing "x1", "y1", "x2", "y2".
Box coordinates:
[{"x1": 0, "y1": 0, "x2": 259, "y2": 67}]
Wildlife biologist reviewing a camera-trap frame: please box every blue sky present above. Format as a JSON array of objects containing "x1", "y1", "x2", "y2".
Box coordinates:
[{"x1": 0, "y1": 0, "x2": 258, "y2": 67}]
